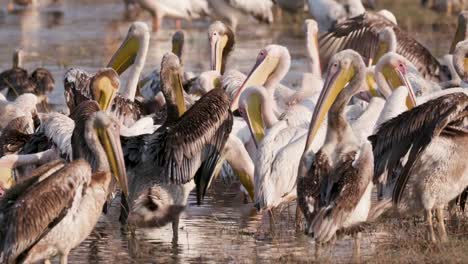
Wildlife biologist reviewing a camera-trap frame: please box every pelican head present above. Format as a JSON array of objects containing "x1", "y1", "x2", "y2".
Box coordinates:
[
  {"x1": 107, "y1": 21, "x2": 150, "y2": 75},
  {"x1": 172, "y1": 30, "x2": 185, "y2": 62},
  {"x1": 93, "y1": 111, "x2": 128, "y2": 196},
  {"x1": 90, "y1": 68, "x2": 120, "y2": 111},
  {"x1": 372, "y1": 27, "x2": 397, "y2": 65},
  {"x1": 160, "y1": 52, "x2": 186, "y2": 116},
  {"x1": 190, "y1": 70, "x2": 221, "y2": 96},
  {"x1": 238, "y1": 86, "x2": 270, "y2": 147},
  {"x1": 209, "y1": 21, "x2": 235, "y2": 74},
  {"x1": 230, "y1": 45, "x2": 290, "y2": 110},
  {"x1": 375, "y1": 52, "x2": 417, "y2": 109},
  {"x1": 304, "y1": 19, "x2": 321, "y2": 75},
  {"x1": 450, "y1": 11, "x2": 468, "y2": 54},
  {"x1": 378, "y1": 9, "x2": 397, "y2": 25},
  {"x1": 453, "y1": 39, "x2": 468, "y2": 82}
]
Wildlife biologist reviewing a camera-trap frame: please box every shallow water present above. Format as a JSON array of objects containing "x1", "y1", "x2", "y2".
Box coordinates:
[{"x1": 0, "y1": 0, "x2": 458, "y2": 263}]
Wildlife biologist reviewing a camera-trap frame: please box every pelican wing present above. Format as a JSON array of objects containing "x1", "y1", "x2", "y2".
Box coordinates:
[
  {"x1": 226, "y1": 0, "x2": 273, "y2": 23},
  {"x1": 64, "y1": 68, "x2": 93, "y2": 112},
  {"x1": 149, "y1": 88, "x2": 233, "y2": 201},
  {"x1": 369, "y1": 93, "x2": 468, "y2": 205},
  {"x1": 311, "y1": 144, "x2": 373, "y2": 243},
  {"x1": 0, "y1": 160, "x2": 91, "y2": 263},
  {"x1": 319, "y1": 12, "x2": 444, "y2": 81}
]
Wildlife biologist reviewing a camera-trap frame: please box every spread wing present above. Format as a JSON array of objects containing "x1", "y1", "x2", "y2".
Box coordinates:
[
  {"x1": 369, "y1": 92, "x2": 468, "y2": 205},
  {"x1": 0, "y1": 160, "x2": 91, "y2": 263},
  {"x1": 147, "y1": 88, "x2": 233, "y2": 202}
]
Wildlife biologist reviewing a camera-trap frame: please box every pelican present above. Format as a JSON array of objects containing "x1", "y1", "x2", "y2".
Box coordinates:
[
  {"x1": 297, "y1": 50, "x2": 374, "y2": 247},
  {"x1": 207, "y1": 0, "x2": 274, "y2": 32},
  {"x1": 0, "y1": 116, "x2": 34, "y2": 157},
  {"x1": 306, "y1": 0, "x2": 365, "y2": 31},
  {"x1": 209, "y1": 20, "x2": 235, "y2": 75},
  {"x1": 449, "y1": 11, "x2": 468, "y2": 54},
  {"x1": 65, "y1": 22, "x2": 149, "y2": 126},
  {"x1": 0, "y1": 49, "x2": 54, "y2": 104},
  {"x1": 319, "y1": 11, "x2": 451, "y2": 82},
  {"x1": 369, "y1": 92, "x2": 468, "y2": 242},
  {"x1": 442, "y1": 40, "x2": 468, "y2": 88},
  {"x1": 121, "y1": 53, "x2": 234, "y2": 241},
  {"x1": 0, "y1": 100, "x2": 128, "y2": 264},
  {"x1": 133, "y1": 0, "x2": 209, "y2": 32}
]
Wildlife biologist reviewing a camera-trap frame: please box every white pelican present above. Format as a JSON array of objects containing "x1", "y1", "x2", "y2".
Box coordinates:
[
  {"x1": 0, "y1": 49, "x2": 54, "y2": 104},
  {"x1": 134, "y1": 0, "x2": 209, "y2": 31},
  {"x1": 209, "y1": 20, "x2": 235, "y2": 75},
  {"x1": 207, "y1": 0, "x2": 274, "y2": 32},
  {"x1": 297, "y1": 50, "x2": 374, "y2": 247},
  {"x1": 0, "y1": 103, "x2": 128, "y2": 264},
  {"x1": 369, "y1": 92, "x2": 468, "y2": 242},
  {"x1": 319, "y1": 11, "x2": 451, "y2": 82},
  {"x1": 121, "y1": 53, "x2": 234, "y2": 242},
  {"x1": 306, "y1": 0, "x2": 365, "y2": 31}
]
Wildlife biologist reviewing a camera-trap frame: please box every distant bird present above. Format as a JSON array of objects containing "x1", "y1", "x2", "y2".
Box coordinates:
[
  {"x1": 122, "y1": 53, "x2": 233, "y2": 242},
  {"x1": 369, "y1": 92, "x2": 468, "y2": 242},
  {"x1": 0, "y1": 102, "x2": 128, "y2": 264},
  {"x1": 298, "y1": 50, "x2": 374, "y2": 247},
  {"x1": 306, "y1": 0, "x2": 365, "y2": 31},
  {"x1": 319, "y1": 11, "x2": 452, "y2": 83},
  {"x1": 0, "y1": 49, "x2": 54, "y2": 107},
  {"x1": 207, "y1": 0, "x2": 274, "y2": 32}
]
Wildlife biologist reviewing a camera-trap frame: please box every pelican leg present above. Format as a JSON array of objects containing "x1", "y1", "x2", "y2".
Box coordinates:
[
  {"x1": 175, "y1": 19, "x2": 182, "y2": 30},
  {"x1": 172, "y1": 217, "x2": 179, "y2": 244},
  {"x1": 426, "y1": 209, "x2": 436, "y2": 242},
  {"x1": 295, "y1": 205, "x2": 303, "y2": 232},
  {"x1": 446, "y1": 0, "x2": 453, "y2": 16},
  {"x1": 352, "y1": 232, "x2": 362, "y2": 263},
  {"x1": 152, "y1": 13, "x2": 161, "y2": 32},
  {"x1": 268, "y1": 209, "x2": 276, "y2": 234},
  {"x1": 59, "y1": 253, "x2": 68, "y2": 264},
  {"x1": 436, "y1": 207, "x2": 448, "y2": 242}
]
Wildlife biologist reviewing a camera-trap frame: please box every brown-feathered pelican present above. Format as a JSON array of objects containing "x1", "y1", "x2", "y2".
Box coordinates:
[
  {"x1": 0, "y1": 100, "x2": 128, "y2": 263},
  {"x1": 121, "y1": 53, "x2": 233, "y2": 242},
  {"x1": 65, "y1": 22, "x2": 149, "y2": 126},
  {"x1": 319, "y1": 11, "x2": 451, "y2": 82},
  {"x1": 0, "y1": 116, "x2": 34, "y2": 157},
  {"x1": 134, "y1": 0, "x2": 209, "y2": 31},
  {"x1": 369, "y1": 92, "x2": 468, "y2": 242},
  {"x1": 0, "y1": 49, "x2": 54, "y2": 104},
  {"x1": 297, "y1": 50, "x2": 374, "y2": 247}
]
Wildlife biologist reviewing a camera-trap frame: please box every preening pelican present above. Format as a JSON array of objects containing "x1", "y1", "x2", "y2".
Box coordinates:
[
  {"x1": 121, "y1": 53, "x2": 233, "y2": 241},
  {"x1": 65, "y1": 22, "x2": 150, "y2": 126},
  {"x1": 134, "y1": 0, "x2": 209, "y2": 31},
  {"x1": 319, "y1": 11, "x2": 451, "y2": 82},
  {"x1": 369, "y1": 92, "x2": 468, "y2": 242},
  {"x1": 306, "y1": 0, "x2": 365, "y2": 31},
  {"x1": 0, "y1": 49, "x2": 54, "y2": 104},
  {"x1": 0, "y1": 102, "x2": 128, "y2": 264},
  {"x1": 207, "y1": 0, "x2": 274, "y2": 32},
  {"x1": 297, "y1": 50, "x2": 374, "y2": 246}
]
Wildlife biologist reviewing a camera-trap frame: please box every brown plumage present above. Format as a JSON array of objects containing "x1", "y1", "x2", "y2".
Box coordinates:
[
  {"x1": 0, "y1": 67, "x2": 54, "y2": 102},
  {"x1": 319, "y1": 12, "x2": 450, "y2": 82},
  {"x1": 0, "y1": 116, "x2": 34, "y2": 157}
]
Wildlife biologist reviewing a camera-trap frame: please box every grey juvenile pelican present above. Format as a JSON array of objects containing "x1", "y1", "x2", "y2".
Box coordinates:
[
  {"x1": 121, "y1": 53, "x2": 233, "y2": 241},
  {"x1": 0, "y1": 49, "x2": 54, "y2": 105},
  {"x1": 297, "y1": 50, "x2": 374, "y2": 246},
  {"x1": 319, "y1": 11, "x2": 451, "y2": 82},
  {"x1": 0, "y1": 101, "x2": 128, "y2": 264}
]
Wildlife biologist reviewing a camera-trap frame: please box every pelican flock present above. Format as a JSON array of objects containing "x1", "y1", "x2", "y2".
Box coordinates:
[{"x1": 1, "y1": 0, "x2": 468, "y2": 262}]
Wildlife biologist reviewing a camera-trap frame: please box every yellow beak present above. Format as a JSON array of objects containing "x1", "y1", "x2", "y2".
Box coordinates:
[
  {"x1": 230, "y1": 55, "x2": 279, "y2": 111},
  {"x1": 372, "y1": 41, "x2": 389, "y2": 66},
  {"x1": 210, "y1": 34, "x2": 228, "y2": 73},
  {"x1": 92, "y1": 70, "x2": 119, "y2": 112},
  {"x1": 171, "y1": 72, "x2": 187, "y2": 116},
  {"x1": 96, "y1": 121, "x2": 129, "y2": 196},
  {"x1": 0, "y1": 167, "x2": 14, "y2": 190},
  {"x1": 304, "y1": 64, "x2": 355, "y2": 152},
  {"x1": 381, "y1": 65, "x2": 416, "y2": 109},
  {"x1": 243, "y1": 93, "x2": 265, "y2": 147},
  {"x1": 107, "y1": 35, "x2": 140, "y2": 75},
  {"x1": 366, "y1": 71, "x2": 380, "y2": 97}
]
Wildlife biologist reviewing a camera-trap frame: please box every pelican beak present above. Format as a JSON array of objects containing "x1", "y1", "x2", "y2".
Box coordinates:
[
  {"x1": 230, "y1": 54, "x2": 280, "y2": 110},
  {"x1": 381, "y1": 64, "x2": 416, "y2": 109},
  {"x1": 366, "y1": 71, "x2": 380, "y2": 97},
  {"x1": 92, "y1": 70, "x2": 119, "y2": 112},
  {"x1": 0, "y1": 167, "x2": 14, "y2": 190},
  {"x1": 171, "y1": 71, "x2": 186, "y2": 116},
  {"x1": 96, "y1": 117, "x2": 129, "y2": 196},
  {"x1": 304, "y1": 63, "x2": 355, "y2": 152},
  {"x1": 172, "y1": 37, "x2": 183, "y2": 60},
  {"x1": 372, "y1": 41, "x2": 389, "y2": 66},
  {"x1": 450, "y1": 18, "x2": 468, "y2": 53},
  {"x1": 241, "y1": 93, "x2": 265, "y2": 148},
  {"x1": 210, "y1": 34, "x2": 229, "y2": 73},
  {"x1": 236, "y1": 171, "x2": 254, "y2": 200},
  {"x1": 107, "y1": 34, "x2": 140, "y2": 75}
]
